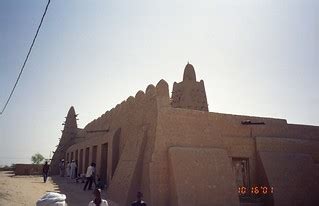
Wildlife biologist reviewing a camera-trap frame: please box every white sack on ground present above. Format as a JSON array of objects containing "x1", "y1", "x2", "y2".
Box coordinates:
[{"x1": 36, "y1": 192, "x2": 66, "y2": 206}]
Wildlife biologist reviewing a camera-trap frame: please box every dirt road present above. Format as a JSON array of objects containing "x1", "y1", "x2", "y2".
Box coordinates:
[{"x1": 0, "y1": 171, "x2": 114, "y2": 206}]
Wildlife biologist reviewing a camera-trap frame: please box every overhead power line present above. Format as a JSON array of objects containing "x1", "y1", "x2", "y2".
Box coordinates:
[{"x1": 0, "y1": 0, "x2": 51, "y2": 115}]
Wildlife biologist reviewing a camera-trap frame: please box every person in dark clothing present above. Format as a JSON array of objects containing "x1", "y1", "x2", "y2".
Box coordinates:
[
  {"x1": 131, "y1": 192, "x2": 147, "y2": 206},
  {"x1": 42, "y1": 161, "x2": 50, "y2": 183},
  {"x1": 95, "y1": 177, "x2": 105, "y2": 190}
]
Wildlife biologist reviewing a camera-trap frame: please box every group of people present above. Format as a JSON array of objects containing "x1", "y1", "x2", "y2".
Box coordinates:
[
  {"x1": 58, "y1": 159, "x2": 105, "y2": 190},
  {"x1": 58, "y1": 159, "x2": 78, "y2": 179},
  {"x1": 52, "y1": 159, "x2": 147, "y2": 205}
]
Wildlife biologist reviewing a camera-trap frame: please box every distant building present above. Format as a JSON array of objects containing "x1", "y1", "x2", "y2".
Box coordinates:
[
  {"x1": 14, "y1": 164, "x2": 43, "y2": 175},
  {"x1": 51, "y1": 64, "x2": 319, "y2": 206}
]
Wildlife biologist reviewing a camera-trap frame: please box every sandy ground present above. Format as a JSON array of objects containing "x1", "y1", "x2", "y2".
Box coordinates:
[{"x1": 0, "y1": 171, "x2": 115, "y2": 206}]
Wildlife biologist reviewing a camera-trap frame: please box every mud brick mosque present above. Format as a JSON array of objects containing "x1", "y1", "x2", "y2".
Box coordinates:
[{"x1": 51, "y1": 63, "x2": 319, "y2": 206}]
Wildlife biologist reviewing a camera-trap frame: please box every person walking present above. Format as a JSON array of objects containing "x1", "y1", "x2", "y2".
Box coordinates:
[
  {"x1": 83, "y1": 163, "x2": 96, "y2": 191},
  {"x1": 88, "y1": 188, "x2": 108, "y2": 206},
  {"x1": 42, "y1": 161, "x2": 50, "y2": 183}
]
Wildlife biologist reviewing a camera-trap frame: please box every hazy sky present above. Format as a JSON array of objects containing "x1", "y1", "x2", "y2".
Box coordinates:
[{"x1": 0, "y1": 0, "x2": 318, "y2": 166}]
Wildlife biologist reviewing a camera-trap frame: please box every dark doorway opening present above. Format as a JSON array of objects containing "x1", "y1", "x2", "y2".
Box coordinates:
[
  {"x1": 100, "y1": 143, "x2": 108, "y2": 182},
  {"x1": 66, "y1": 153, "x2": 69, "y2": 162},
  {"x1": 232, "y1": 158, "x2": 250, "y2": 190},
  {"x1": 92, "y1": 145, "x2": 97, "y2": 164},
  {"x1": 112, "y1": 128, "x2": 121, "y2": 177},
  {"x1": 85, "y1": 147, "x2": 90, "y2": 171},
  {"x1": 79, "y1": 149, "x2": 83, "y2": 174},
  {"x1": 75, "y1": 150, "x2": 78, "y2": 162}
]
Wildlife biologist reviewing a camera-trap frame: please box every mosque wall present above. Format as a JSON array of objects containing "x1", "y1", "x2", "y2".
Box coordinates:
[
  {"x1": 149, "y1": 102, "x2": 319, "y2": 205},
  {"x1": 53, "y1": 64, "x2": 319, "y2": 206},
  {"x1": 64, "y1": 80, "x2": 171, "y2": 205}
]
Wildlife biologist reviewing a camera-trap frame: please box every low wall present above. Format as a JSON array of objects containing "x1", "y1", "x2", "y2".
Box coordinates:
[{"x1": 14, "y1": 164, "x2": 44, "y2": 175}]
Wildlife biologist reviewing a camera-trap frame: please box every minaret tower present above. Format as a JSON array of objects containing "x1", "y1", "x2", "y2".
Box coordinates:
[
  {"x1": 171, "y1": 63, "x2": 208, "y2": 111},
  {"x1": 50, "y1": 106, "x2": 78, "y2": 174},
  {"x1": 60, "y1": 106, "x2": 78, "y2": 144}
]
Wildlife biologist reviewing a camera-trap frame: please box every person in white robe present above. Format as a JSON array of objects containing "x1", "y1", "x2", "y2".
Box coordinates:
[{"x1": 70, "y1": 160, "x2": 77, "y2": 179}]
